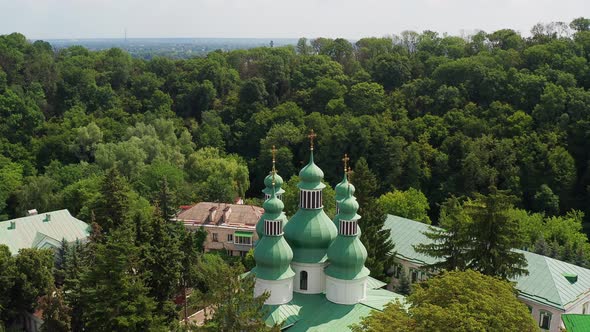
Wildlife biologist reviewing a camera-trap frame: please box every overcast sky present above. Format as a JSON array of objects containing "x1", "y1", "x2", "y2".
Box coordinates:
[{"x1": 1, "y1": 0, "x2": 588, "y2": 39}]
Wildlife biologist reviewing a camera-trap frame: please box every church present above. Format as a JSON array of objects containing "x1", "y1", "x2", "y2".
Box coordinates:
[{"x1": 250, "y1": 131, "x2": 403, "y2": 331}]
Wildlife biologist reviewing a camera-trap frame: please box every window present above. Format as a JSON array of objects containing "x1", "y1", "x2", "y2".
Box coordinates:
[
  {"x1": 410, "y1": 269, "x2": 419, "y2": 283},
  {"x1": 235, "y1": 236, "x2": 252, "y2": 245},
  {"x1": 584, "y1": 302, "x2": 589, "y2": 314},
  {"x1": 300, "y1": 271, "x2": 308, "y2": 290},
  {"x1": 212, "y1": 233, "x2": 218, "y2": 242},
  {"x1": 539, "y1": 310, "x2": 552, "y2": 330},
  {"x1": 527, "y1": 305, "x2": 532, "y2": 313},
  {"x1": 227, "y1": 234, "x2": 233, "y2": 242},
  {"x1": 391, "y1": 263, "x2": 402, "y2": 279}
]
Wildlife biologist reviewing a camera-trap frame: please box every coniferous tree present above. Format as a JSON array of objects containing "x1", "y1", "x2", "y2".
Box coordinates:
[
  {"x1": 40, "y1": 286, "x2": 71, "y2": 332},
  {"x1": 157, "y1": 178, "x2": 177, "y2": 220},
  {"x1": 395, "y1": 269, "x2": 411, "y2": 296},
  {"x1": 465, "y1": 189, "x2": 528, "y2": 279},
  {"x1": 196, "y1": 254, "x2": 277, "y2": 331},
  {"x1": 91, "y1": 168, "x2": 130, "y2": 233},
  {"x1": 143, "y1": 211, "x2": 183, "y2": 324},
  {"x1": 63, "y1": 240, "x2": 86, "y2": 332},
  {"x1": 414, "y1": 197, "x2": 470, "y2": 272},
  {"x1": 351, "y1": 158, "x2": 396, "y2": 281},
  {"x1": 80, "y1": 227, "x2": 166, "y2": 332}
]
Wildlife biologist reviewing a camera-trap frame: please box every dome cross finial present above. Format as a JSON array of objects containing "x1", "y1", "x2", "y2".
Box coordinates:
[
  {"x1": 308, "y1": 129, "x2": 317, "y2": 151},
  {"x1": 342, "y1": 153, "x2": 350, "y2": 174}
]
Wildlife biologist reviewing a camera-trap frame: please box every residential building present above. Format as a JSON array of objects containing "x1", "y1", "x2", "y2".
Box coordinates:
[
  {"x1": 0, "y1": 209, "x2": 90, "y2": 256},
  {"x1": 383, "y1": 215, "x2": 590, "y2": 332},
  {"x1": 176, "y1": 202, "x2": 263, "y2": 257},
  {"x1": 250, "y1": 135, "x2": 404, "y2": 331}
]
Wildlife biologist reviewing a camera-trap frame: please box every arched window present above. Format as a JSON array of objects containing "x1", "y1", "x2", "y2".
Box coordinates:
[{"x1": 300, "y1": 271, "x2": 308, "y2": 290}]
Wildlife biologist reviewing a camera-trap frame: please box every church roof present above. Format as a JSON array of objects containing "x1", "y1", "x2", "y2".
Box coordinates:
[
  {"x1": 0, "y1": 209, "x2": 89, "y2": 255},
  {"x1": 263, "y1": 279, "x2": 404, "y2": 331},
  {"x1": 384, "y1": 214, "x2": 590, "y2": 311}
]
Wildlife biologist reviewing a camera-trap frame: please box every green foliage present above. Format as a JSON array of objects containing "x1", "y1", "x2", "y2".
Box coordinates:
[
  {"x1": 80, "y1": 227, "x2": 167, "y2": 331},
  {"x1": 351, "y1": 270, "x2": 537, "y2": 332},
  {"x1": 417, "y1": 191, "x2": 528, "y2": 279},
  {"x1": 194, "y1": 254, "x2": 275, "y2": 331},
  {"x1": 351, "y1": 159, "x2": 396, "y2": 281},
  {"x1": 377, "y1": 188, "x2": 431, "y2": 224}
]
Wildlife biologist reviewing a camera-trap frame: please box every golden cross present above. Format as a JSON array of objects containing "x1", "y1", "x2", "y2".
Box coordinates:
[
  {"x1": 342, "y1": 153, "x2": 350, "y2": 173},
  {"x1": 308, "y1": 129, "x2": 317, "y2": 150}
]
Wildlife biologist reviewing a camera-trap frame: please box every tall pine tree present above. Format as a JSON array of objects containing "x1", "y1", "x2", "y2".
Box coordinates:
[
  {"x1": 80, "y1": 227, "x2": 166, "y2": 332},
  {"x1": 351, "y1": 158, "x2": 396, "y2": 281}
]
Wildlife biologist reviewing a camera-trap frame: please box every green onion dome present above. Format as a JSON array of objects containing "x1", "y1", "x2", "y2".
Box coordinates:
[
  {"x1": 256, "y1": 196, "x2": 288, "y2": 239},
  {"x1": 335, "y1": 173, "x2": 355, "y2": 202},
  {"x1": 298, "y1": 151, "x2": 326, "y2": 190},
  {"x1": 253, "y1": 192, "x2": 295, "y2": 281},
  {"x1": 263, "y1": 172, "x2": 285, "y2": 197},
  {"x1": 325, "y1": 235, "x2": 369, "y2": 280},
  {"x1": 325, "y1": 191, "x2": 369, "y2": 280},
  {"x1": 253, "y1": 235, "x2": 295, "y2": 280},
  {"x1": 284, "y1": 151, "x2": 336, "y2": 263}
]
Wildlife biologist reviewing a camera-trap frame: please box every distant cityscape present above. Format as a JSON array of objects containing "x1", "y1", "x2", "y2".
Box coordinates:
[{"x1": 41, "y1": 38, "x2": 300, "y2": 59}]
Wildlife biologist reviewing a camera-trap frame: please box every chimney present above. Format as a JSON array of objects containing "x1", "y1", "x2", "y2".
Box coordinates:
[
  {"x1": 208, "y1": 206, "x2": 218, "y2": 223},
  {"x1": 7, "y1": 221, "x2": 15, "y2": 230},
  {"x1": 222, "y1": 206, "x2": 232, "y2": 224},
  {"x1": 43, "y1": 214, "x2": 51, "y2": 222},
  {"x1": 27, "y1": 209, "x2": 38, "y2": 216}
]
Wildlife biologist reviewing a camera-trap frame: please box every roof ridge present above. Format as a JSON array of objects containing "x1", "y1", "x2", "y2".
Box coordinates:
[{"x1": 543, "y1": 255, "x2": 567, "y2": 307}]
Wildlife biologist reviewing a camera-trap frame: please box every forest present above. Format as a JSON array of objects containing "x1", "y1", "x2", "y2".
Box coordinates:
[{"x1": 1, "y1": 17, "x2": 590, "y2": 330}]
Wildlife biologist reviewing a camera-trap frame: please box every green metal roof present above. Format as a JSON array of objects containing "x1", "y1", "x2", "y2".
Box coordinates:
[
  {"x1": 335, "y1": 173, "x2": 355, "y2": 202},
  {"x1": 383, "y1": 215, "x2": 439, "y2": 265},
  {"x1": 0, "y1": 210, "x2": 89, "y2": 255},
  {"x1": 235, "y1": 231, "x2": 253, "y2": 237},
  {"x1": 264, "y1": 289, "x2": 405, "y2": 331},
  {"x1": 298, "y1": 151, "x2": 326, "y2": 191},
  {"x1": 254, "y1": 235, "x2": 295, "y2": 281},
  {"x1": 385, "y1": 214, "x2": 590, "y2": 311},
  {"x1": 284, "y1": 209, "x2": 337, "y2": 264},
  {"x1": 562, "y1": 314, "x2": 590, "y2": 332},
  {"x1": 263, "y1": 172, "x2": 285, "y2": 196}
]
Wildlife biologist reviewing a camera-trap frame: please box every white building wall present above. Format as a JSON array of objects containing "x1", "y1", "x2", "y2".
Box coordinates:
[
  {"x1": 291, "y1": 262, "x2": 328, "y2": 294},
  {"x1": 254, "y1": 277, "x2": 293, "y2": 305},
  {"x1": 325, "y1": 276, "x2": 367, "y2": 304},
  {"x1": 519, "y1": 298, "x2": 564, "y2": 332}
]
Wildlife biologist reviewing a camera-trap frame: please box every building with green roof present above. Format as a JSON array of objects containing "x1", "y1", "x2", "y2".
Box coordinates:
[
  {"x1": 0, "y1": 209, "x2": 90, "y2": 255},
  {"x1": 252, "y1": 135, "x2": 404, "y2": 330},
  {"x1": 384, "y1": 214, "x2": 590, "y2": 332}
]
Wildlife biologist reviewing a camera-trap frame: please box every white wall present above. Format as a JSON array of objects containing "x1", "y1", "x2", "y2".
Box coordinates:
[
  {"x1": 254, "y1": 277, "x2": 293, "y2": 305},
  {"x1": 326, "y1": 276, "x2": 367, "y2": 304},
  {"x1": 291, "y1": 262, "x2": 328, "y2": 294},
  {"x1": 519, "y1": 298, "x2": 564, "y2": 332}
]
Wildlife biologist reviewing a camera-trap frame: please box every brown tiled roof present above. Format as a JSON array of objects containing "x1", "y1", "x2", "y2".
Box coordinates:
[{"x1": 175, "y1": 202, "x2": 263, "y2": 227}]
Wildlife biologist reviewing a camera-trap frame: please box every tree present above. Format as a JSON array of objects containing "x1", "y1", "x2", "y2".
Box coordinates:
[
  {"x1": 570, "y1": 17, "x2": 590, "y2": 32},
  {"x1": 351, "y1": 270, "x2": 537, "y2": 332},
  {"x1": 90, "y1": 168, "x2": 130, "y2": 233},
  {"x1": 350, "y1": 158, "x2": 396, "y2": 281},
  {"x1": 80, "y1": 228, "x2": 166, "y2": 331},
  {"x1": 395, "y1": 269, "x2": 411, "y2": 296},
  {"x1": 533, "y1": 184, "x2": 559, "y2": 215},
  {"x1": 40, "y1": 287, "x2": 71, "y2": 332},
  {"x1": 464, "y1": 189, "x2": 528, "y2": 279},
  {"x1": 377, "y1": 188, "x2": 431, "y2": 224},
  {"x1": 414, "y1": 197, "x2": 470, "y2": 272},
  {"x1": 195, "y1": 254, "x2": 276, "y2": 331},
  {"x1": 12, "y1": 248, "x2": 54, "y2": 317}
]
